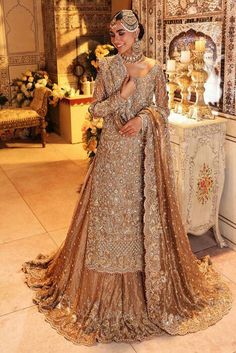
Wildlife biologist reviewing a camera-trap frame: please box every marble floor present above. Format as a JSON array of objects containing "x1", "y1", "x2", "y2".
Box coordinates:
[{"x1": 0, "y1": 134, "x2": 236, "y2": 353}]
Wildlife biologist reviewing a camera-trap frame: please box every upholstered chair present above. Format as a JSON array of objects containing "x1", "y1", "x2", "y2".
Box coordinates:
[{"x1": 0, "y1": 87, "x2": 51, "y2": 148}]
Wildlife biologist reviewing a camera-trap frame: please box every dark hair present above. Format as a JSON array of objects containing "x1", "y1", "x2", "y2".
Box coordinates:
[{"x1": 113, "y1": 10, "x2": 145, "y2": 40}]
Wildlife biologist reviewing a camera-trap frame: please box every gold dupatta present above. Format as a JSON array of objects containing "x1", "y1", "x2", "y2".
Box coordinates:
[{"x1": 141, "y1": 107, "x2": 232, "y2": 334}]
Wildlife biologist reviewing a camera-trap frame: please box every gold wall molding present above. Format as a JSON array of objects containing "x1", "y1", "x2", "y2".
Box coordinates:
[
  {"x1": 165, "y1": 0, "x2": 223, "y2": 19},
  {"x1": 223, "y1": 0, "x2": 236, "y2": 115}
]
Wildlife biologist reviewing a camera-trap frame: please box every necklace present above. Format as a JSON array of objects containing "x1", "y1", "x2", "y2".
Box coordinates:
[{"x1": 120, "y1": 52, "x2": 144, "y2": 64}]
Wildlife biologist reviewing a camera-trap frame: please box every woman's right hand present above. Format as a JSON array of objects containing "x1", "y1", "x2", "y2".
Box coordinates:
[{"x1": 120, "y1": 75, "x2": 136, "y2": 100}]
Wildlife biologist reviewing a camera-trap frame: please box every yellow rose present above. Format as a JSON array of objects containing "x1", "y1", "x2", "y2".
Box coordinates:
[
  {"x1": 25, "y1": 70, "x2": 32, "y2": 76},
  {"x1": 102, "y1": 49, "x2": 109, "y2": 57},
  {"x1": 93, "y1": 118, "x2": 103, "y2": 129}
]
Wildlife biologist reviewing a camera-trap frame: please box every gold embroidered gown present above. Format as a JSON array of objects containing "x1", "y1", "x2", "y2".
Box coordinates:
[{"x1": 23, "y1": 54, "x2": 232, "y2": 345}]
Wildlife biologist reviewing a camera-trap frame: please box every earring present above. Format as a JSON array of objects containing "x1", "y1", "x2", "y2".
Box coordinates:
[{"x1": 132, "y1": 37, "x2": 142, "y2": 56}]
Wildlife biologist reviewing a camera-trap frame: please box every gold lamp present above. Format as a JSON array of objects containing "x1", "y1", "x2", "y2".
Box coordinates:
[
  {"x1": 175, "y1": 50, "x2": 192, "y2": 115},
  {"x1": 188, "y1": 38, "x2": 214, "y2": 121}
]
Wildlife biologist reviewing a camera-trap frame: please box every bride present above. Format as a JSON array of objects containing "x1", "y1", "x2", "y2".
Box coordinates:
[{"x1": 23, "y1": 9, "x2": 232, "y2": 345}]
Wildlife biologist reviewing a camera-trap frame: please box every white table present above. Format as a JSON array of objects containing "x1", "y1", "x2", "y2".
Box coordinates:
[{"x1": 168, "y1": 112, "x2": 227, "y2": 247}]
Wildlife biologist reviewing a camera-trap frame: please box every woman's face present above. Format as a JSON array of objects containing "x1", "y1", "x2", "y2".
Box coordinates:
[{"x1": 109, "y1": 20, "x2": 137, "y2": 55}]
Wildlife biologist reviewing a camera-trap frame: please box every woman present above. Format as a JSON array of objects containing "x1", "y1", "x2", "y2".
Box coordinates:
[{"x1": 23, "y1": 10, "x2": 232, "y2": 346}]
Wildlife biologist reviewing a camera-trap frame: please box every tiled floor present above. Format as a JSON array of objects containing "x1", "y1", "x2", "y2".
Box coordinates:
[{"x1": 0, "y1": 134, "x2": 235, "y2": 353}]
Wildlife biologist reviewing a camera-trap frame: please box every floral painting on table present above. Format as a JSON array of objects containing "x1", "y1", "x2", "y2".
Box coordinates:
[{"x1": 196, "y1": 163, "x2": 214, "y2": 205}]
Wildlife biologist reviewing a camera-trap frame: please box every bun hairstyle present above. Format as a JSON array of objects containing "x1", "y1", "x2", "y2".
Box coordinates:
[
  {"x1": 138, "y1": 23, "x2": 145, "y2": 40},
  {"x1": 112, "y1": 10, "x2": 145, "y2": 40}
]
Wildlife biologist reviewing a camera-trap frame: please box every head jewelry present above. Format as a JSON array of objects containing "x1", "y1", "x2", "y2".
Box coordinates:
[{"x1": 110, "y1": 10, "x2": 139, "y2": 33}]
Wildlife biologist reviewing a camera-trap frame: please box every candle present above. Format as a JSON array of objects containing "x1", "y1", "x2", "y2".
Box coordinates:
[
  {"x1": 180, "y1": 50, "x2": 191, "y2": 63},
  {"x1": 90, "y1": 80, "x2": 95, "y2": 95},
  {"x1": 167, "y1": 59, "x2": 176, "y2": 72},
  {"x1": 195, "y1": 39, "x2": 206, "y2": 52},
  {"x1": 82, "y1": 81, "x2": 91, "y2": 96}
]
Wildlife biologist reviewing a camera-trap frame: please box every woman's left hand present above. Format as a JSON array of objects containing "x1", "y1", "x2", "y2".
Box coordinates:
[{"x1": 119, "y1": 116, "x2": 142, "y2": 137}]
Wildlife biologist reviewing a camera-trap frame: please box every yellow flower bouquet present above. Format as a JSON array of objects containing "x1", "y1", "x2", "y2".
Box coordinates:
[
  {"x1": 86, "y1": 44, "x2": 116, "y2": 79},
  {"x1": 82, "y1": 112, "x2": 104, "y2": 160}
]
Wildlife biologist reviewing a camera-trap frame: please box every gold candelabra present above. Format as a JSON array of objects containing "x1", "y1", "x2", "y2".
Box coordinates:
[
  {"x1": 188, "y1": 50, "x2": 213, "y2": 121},
  {"x1": 175, "y1": 62, "x2": 192, "y2": 115},
  {"x1": 167, "y1": 71, "x2": 178, "y2": 110},
  {"x1": 167, "y1": 38, "x2": 215, "y2": 121}
]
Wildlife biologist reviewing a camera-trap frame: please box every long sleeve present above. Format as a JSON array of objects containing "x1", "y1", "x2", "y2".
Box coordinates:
[
  {"x1": 138, "y1": 64, "x2": 170, "y2": 133},
  {"x1": 88, "y1": 64, "x2": 127, "y2": 118}
]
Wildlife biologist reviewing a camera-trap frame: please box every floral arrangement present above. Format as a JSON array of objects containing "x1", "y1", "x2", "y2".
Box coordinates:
[
  {"x1": 82, "y1": 112, "x2": 103, "y2": 160},
  {"x1": 79, "y1": 44, "x2": 115, "y2": 158},
  {"x1": 85, "y1": 44, "x2": 116, "y2": 79},
  {"x1": 11, "y1": 70, "x2": 65, "y2": 108}
]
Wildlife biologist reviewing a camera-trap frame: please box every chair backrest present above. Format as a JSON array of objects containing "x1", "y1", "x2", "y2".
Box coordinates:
[{"x1": 30, "y1": 87, "x2": 51, "y2": 117}]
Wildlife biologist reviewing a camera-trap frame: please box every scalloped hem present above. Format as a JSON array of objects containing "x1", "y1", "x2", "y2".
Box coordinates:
[{"x1": 37, "y1": 306, "x2": 166, "y2": 346}]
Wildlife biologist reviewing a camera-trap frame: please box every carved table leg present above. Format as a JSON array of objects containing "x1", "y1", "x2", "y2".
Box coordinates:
[{"x1": 212, "y1": 220, "x2": 227, "y2": 248}]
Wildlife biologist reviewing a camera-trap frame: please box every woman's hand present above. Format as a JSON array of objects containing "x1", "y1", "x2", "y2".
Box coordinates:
[
  {"x1": 120, "y1": 75, "x2": 136, "y2": 100},
  {"x1": 119, "y1": 116, "x2": 142, "y2": 137}
]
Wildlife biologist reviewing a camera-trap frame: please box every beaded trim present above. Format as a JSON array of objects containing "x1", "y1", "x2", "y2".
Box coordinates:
[{"x1": 110, "y1": 10, "x2": 139, "y2": 33}]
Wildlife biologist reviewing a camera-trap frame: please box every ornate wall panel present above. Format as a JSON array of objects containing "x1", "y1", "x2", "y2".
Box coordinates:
[
  {"x1": 4, "y1": 0, "x2": 36, "y2": 53},
  {"x1": 165, "y1": 0, "x2": 223, "y2": 18},
  {"x1": 223, "y1": 0, "x2": 236, "y2": 115},
  {"x1": 0, "y1": 0, "x2": 45, "y2": 99},
  {"x1": 132, "y1": 0, "x2": 164, "y2": 63},
  {"x1": 165, "y1": 20, "x2": 223, "y2": 73},
  {"x1": 0, "y1": 1, "x2": 10, "y2": 98},
  {"x1": 132, "y1": 0, "x2": 236, "y2": 115},
  {"x1": 42, "y1": 0, "x2": 112, "y2": 87}
]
